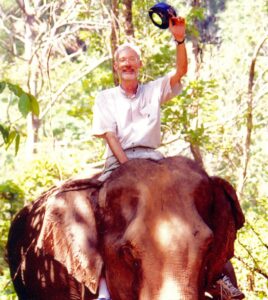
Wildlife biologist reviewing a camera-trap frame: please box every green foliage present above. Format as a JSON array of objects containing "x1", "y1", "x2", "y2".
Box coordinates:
[
  {"x1": 0, "y1": 124, "x2": 20, "y2": 155},
  {"x1": 162, "y1": 79, "x2": 218, "y2": 147},
  {"x1": 0, "y1": 81, "x2": 39, "y2": 154},
  {"x1": 1, "y1": 82, "x2": 39, "y2": 118},
  {"x1": 0, "y1": 180, "x2": 24, "y2": 247},
  {"x1": 0, "y1": 180, "x2": 24, "y2": 238},
  {"x1": 16, "y1": 156, "x2": 71, "y2": 202},
  {"x1": 7, "y1": 82, "x2": 39, "y2": 118},
  {"x1": 0, "y1": 267, "x2": 17, "y2": 300},
  {"x1": 186, "y1": 6, "x2": 205, "y2": 38},
  {"x1": 234, "y1": 196, "x2": 268, "y2": 299},
  {"x1": 0, "y1": 181, "x2": 24, "y2": 299}
]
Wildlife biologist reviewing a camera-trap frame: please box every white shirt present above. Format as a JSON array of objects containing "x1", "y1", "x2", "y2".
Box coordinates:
[{"x1": 92, "y1": 74, "x2": 182, "y2": 157}]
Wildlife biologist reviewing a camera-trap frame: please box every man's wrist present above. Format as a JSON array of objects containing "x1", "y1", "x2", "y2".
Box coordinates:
[{"x1": 174, "y1": 38, "x2": 185, "y2": 45}]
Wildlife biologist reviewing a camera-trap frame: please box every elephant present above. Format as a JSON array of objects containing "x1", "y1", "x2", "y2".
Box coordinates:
[{"x1": 6, "y1": 156, "x2": 245, "y2": 300}]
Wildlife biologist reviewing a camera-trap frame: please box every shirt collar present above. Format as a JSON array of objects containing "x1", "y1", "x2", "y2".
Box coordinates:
[{"x1": 119, "y1": 84, "x2": 141, "y2": 99}]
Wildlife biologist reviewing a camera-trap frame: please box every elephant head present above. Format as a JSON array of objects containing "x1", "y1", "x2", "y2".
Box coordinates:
[{"x1": 7, "y1": 156, "x2": 244, "y2": 300}]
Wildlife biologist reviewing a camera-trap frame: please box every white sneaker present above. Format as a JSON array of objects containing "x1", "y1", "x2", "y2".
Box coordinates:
[
  {"x1": 97, "y1": 277, "x2": 111, "y2": 300},
  {"x1": 215, "y1": 275, "x2": 245, "y2": 299}
]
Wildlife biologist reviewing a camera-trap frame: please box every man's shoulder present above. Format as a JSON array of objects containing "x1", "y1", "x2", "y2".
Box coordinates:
[
  {"x1": 96, "y1": 86, "x2": 119, "y2": 104},
  {"x1": 98, "y1": 86, "x2": 119, "y2": 97},
  {"x1": 142, "y1": 74, "x2": 169, "y2": 88}
]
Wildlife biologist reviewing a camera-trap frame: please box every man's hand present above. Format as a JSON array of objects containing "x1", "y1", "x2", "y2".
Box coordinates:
[{"x1": 169, "y1": 17, "x2": 186, "y2": 41}]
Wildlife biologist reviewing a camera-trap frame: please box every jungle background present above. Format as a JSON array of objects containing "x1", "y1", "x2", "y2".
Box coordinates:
[{"x1": 0, "y1": 0, "x2": 267, "y2": 299}]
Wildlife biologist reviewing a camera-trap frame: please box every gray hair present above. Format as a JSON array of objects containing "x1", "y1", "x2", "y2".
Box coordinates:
[{"x1": 114, "y1": 42, "x2": 141, "y2": 61}]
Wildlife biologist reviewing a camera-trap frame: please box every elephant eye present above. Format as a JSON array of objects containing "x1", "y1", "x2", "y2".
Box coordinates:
[
  {"x1": 118, "y1": 243, "x2": 141, "y2": 269},
  {"x1": 118, "y1": 244, "x2": 133, "y2": 260},
  {"x1": 133, "y1": 259, "x2": 141, "y2": 269}
]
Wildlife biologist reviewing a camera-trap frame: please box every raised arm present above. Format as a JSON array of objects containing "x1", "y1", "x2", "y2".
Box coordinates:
[{"x1": 169, "y1": 17, "x2": 188, "y2": 89}]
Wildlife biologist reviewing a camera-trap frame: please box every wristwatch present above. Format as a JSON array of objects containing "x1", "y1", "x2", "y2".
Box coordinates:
[{"x1": 174, "y1": 38, "x2": 185, "y2": 45}]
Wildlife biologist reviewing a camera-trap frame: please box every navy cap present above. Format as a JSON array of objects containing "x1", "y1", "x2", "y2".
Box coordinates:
[{"x1": 148, "y1": 2, "x2": 177, "y2": 29}]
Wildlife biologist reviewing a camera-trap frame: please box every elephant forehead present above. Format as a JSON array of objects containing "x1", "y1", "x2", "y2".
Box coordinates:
[
  {"x1": 103, "y1": 159, "x2": 207, "y2": 236},
  {"x1": 154, "y1": 218, "x2": 180, "y2": 247},
  {"x1": 106, "y1": 158, "x2": 205, "y2": 202}
]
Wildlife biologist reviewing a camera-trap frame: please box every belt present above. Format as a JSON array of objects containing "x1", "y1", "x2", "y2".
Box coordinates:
[
  {"x1": 124, "y1": 146, "x2": 155, "y2": 152},
  {"x1": 104, "y1": 147, "x2": 164, "y2": 173}
]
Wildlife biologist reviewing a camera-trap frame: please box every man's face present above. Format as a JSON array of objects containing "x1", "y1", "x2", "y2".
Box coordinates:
[{"x1": 114, "y1": 48, "x2": 142, "y2": 81}]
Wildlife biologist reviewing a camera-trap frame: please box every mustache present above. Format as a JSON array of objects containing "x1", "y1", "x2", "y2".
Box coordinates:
[{"x1": 122, "y1": 67, "x2": 135, "y2": 72}]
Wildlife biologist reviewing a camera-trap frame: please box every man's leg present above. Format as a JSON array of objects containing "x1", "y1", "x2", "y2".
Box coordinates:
[
  {"x1": 97, "y1": 158, "x2": 120, "y2": 182},
  {"x1": 97, "y1": 170, "x2": 114, "y2": 182},
  {"x1": 96, "y1": 277, "x2": 111, "y2": 300},
  {"x1": 223, "y1": 261, "x2": 238, "y2": 287}
]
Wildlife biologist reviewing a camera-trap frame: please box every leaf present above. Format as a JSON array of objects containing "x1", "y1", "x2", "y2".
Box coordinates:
[
  {"x1": 0, "y1": 124, "x2": 9, "y2": 143},
  {"x1": 18, "y1": 93, "x2": 31, "y2": 118},
  {"x1": 29, "y1": 94, "x2": 40, "y2": 117},
  {"x1": 7, "y1": 83, "x2": 23, "y2": 97},
  {"x1": 6, "y1": 131, "x2": 16, "y2": 150},
  {"x1": 15, "y1": 134, "x2": 20, "y2": 155},
  {"x1": 0, "y1": 81, "x2": 6, "y2": 93}
]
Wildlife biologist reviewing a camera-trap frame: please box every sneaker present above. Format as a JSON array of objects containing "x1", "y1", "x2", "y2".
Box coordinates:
[{"x1": 207, "y1": 275, "x2": 245, "y2": 299}]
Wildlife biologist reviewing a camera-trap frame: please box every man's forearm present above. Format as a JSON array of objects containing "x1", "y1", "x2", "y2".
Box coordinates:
[
  {"x1": 170, "y1": 41, "x2": 188, "y2": 89},
  {"x1": 104, "y1": 132, "x2": 128, "y2": 164}
]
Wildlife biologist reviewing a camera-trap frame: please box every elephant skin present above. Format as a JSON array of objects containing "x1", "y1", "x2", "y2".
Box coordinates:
[{"x1": 6, "y1": 156, "x2": 245, "y2": 300}]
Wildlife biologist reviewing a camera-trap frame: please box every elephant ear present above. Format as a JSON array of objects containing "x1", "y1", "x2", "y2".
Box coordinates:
[
  {"x1": 36, "y1": 180, "x2": 103, "y2": 294},
  {"x1": 206, "y1": 176, "x2": 245, "y2": 285},
  {"x1": 211, "y1": 176, "x2": 245, "y2": 230}
]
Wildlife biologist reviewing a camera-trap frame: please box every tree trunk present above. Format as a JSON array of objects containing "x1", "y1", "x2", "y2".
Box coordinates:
[
  {"x1": 18, "y1": 0, "x2": 41, "y2": 157},
  {"x1": 111, "y1": 0, "x2": 134, "y2": 85},
  {"x1": 111, "y1": 0, "x2": 120, "y2": 85},
  {"x1": 237, "y1": 35, "x2": 268, "y2": 198},
  {"x1": 122, "y1": 0, "x2": 134, "y2": 37},
  {"x1": 190, "y1": 0, "x2": 204, "y2": 168}
]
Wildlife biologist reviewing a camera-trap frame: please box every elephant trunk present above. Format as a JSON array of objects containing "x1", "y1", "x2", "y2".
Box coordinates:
[
  {"x1": 140, "y1": 275, "x2": 198, "y2": 300},
  {"x1": 139, "y1": 217, "x2": 213, "y2": 300},
  {"x1": 139, "y1": 253, "x2": 202, "y2": 300},
  {"x1": 157, "y1": 276, "x2": 198, "y2": 300}
]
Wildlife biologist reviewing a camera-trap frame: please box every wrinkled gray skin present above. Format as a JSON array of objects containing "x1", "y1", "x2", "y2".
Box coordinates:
[{"x1": 7, "y1": 156, "x2": 245, "y2": 300}]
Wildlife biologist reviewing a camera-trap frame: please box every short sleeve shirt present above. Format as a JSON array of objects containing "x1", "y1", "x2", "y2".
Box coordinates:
[{"x1": 92, "y1": 74, "x2": 182, "y2": 157}]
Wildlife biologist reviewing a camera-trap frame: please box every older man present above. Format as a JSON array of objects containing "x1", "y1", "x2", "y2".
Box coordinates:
[{"x1": 92, "y1": 17, "x2": 187, "y2": 181}]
